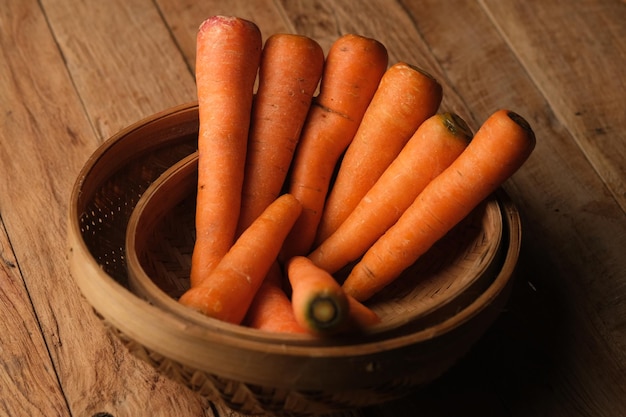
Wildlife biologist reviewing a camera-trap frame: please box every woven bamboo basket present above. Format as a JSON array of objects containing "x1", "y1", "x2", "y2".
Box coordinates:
[{"x1": 68, "y1": 102, "x2": 522, "y2": 416}]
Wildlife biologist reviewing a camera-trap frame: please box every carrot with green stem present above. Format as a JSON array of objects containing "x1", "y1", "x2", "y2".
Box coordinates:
[
  {"x1": 280, "y1": 34, "x2": 389, "y2": 261},
  {"x1": 237, "y1": 34, "x2": 325, "y2": 234},
  {"x1": 244, "y1": 262, "x2": 307, "y2": 334},
  {"x1": 315, "y1": 62, "x2": 443, "y2": 244},
  {"x1": 309, "y1": 112, "x2": 472, "y2": 274},
  {"x1": 343, "y1": 110, "x2": 536, "y2": 301},
  {"x1": 180, "y1": 194, "x2": 302, "y2": 324},
  {"x1": 190, "y1": 16, "x2": 262, "y2": 288},
  {"x1": 287, "y1": 256, "x2": 351, "y2": 336}
]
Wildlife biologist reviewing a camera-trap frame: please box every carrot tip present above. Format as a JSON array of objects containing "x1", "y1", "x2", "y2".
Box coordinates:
[
  {"x1": 308, "y1": 296, "x2": 341, "y2": 327},
  {"x1": 506, "y1": 111, "x2": 534, "y2": 137},
  {"x1": 201, "y1": 15, "x2": 241, "y2": 27},
  {"x1": 198, "y1": 16, "x2": 260, "y2": 37},
  {"x1": 441, "y1": 112, "x2": 473, "y2": 140},
  {"x1": 405, "y1": 63, "x2": 438, "y2": 81}
]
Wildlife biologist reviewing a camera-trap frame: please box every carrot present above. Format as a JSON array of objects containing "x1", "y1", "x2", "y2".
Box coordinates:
[
  {"x1": 286, "y1": 256, "x2": 350, "y2": 336},
  {"x1": 244, "y1": 262, "x2": 307, "y2": 334},
  {"x1": 180, "y1": 194, "x2": 302, "y2": 324},
  {"x1": 237, "y1": 34, "x2": 325, "y2": 234},
  {"x1": 280, "y1": 34, "x2": 389, "y2": 261},
  {"x1": 343, "y1": 110, "x2": 536, "y2": 301},
  {"x1": 189, "y1": 16, "x2": 262, "y2": 288},
  {"x1": 315, "y1": 63, "x2": 443, "y2": 243},
  {"x1": 309, "y1": 112, "x2": 472, "y2": 274},
  {"x1": 346, "y1": 295, "x2": 381, "y2": 329}
]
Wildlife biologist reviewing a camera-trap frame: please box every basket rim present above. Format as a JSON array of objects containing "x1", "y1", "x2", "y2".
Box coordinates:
[
  {"x1": 70, "y1": 173, "x2": 519, "y2": 355},
  {"x1": 67, "y1": 102, "x2": 521, "y2": 390},
  {"x1": 68, "y1": 190, "x2": 519, "y2": 387},
  {"x1": 125, "y1": 151, "x2": 507, "y2": 343},
  {"x1": 69, "y1": 101, "x2": 198, "y2": 211}
]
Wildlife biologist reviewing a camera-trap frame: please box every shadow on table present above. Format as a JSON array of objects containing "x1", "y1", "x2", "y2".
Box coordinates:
[{"x1": 362, "y1": 238, "x2": 571, "y2": 417}]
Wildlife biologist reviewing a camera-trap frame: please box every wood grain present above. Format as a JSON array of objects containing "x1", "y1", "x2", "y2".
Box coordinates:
[
  {"x1": 0, "y1": 220, "x2": 70, "y2": 417},
  {"x1": 156, "y1": 0, "x2": 293, "y2": 71},
  {"x1": 41, "y1": 0, "x2": 197, "y2": 140},
  {"x1": 278, "y1": 0, "x2": 464, "y2": 105},
  {"x1": 0, "y1": 0, "x2": 209, "y2": 416},
  {"x1": 398, "y1": 1, "x2": 626, "y2": 416},
  {"x1": 0, "y1": 0, "x2": 624, "y2": 416},
  {"x1": 480, "y1": 0, "x2": 626, "y2": 212}
]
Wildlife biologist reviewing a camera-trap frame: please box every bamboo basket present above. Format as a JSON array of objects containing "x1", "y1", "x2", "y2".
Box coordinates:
[{"x1": 68, "y1": 102, "x2": 522, "y2": 416}]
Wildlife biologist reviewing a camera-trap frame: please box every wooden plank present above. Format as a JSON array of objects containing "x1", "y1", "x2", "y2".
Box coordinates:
[
  {"x1": 41, "y1": 0, "x2": 197, "y2": 140},
  {"x1": 276, "y1": 0, "x2": 473, "y2": 123},
  {"x1": 0, "y1": 218, "x2": 70, "y2": 417},
  {"x1": 0, "y1": 2, "x2": 75, "y2": 414},
  {"x1": 480, "y1": 0, "x2": 626, "y2": 212},
  {"x1": 0, "y1": 0, "x2": 211, "y2": 416},
  {"x1": 397, "y1": 0, "x2": 626, "y2": 416},
  {"x1": 2, "y1": 1, "x2": 621, "y2": 416}
]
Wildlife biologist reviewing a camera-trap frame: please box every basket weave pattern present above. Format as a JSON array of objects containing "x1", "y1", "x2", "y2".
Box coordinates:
[{"x1": 79, "y1": 141, "x2": 197, "y2": 286}]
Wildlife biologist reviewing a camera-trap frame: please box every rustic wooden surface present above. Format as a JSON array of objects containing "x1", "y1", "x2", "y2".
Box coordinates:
[{"x1": 1, "y1": 0, "x2": 624, "y2": 416}]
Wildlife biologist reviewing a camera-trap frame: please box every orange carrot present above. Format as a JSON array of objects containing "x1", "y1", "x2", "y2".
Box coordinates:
[
  {"x1": 180, "y1": 194, "x2": 302, "y2": 324},
  {"x1": 346, "y1": 295, "x2": 381, "y2": 329},
  {"x1": 190, "y1": 16, "x2": 262, "y2": 288},
  {"x1": 343, "y1": 110, "x2": 536, "y2": 301},
  {"x1": 237, "y1": 34, "x2": 325, "y2": 234},
  {"x1": 244, "y1": 262, "x2": 307, "y2": 334},
  {"x1": 315, "y1": 63, "x2": 443, "y2": 243},
  {"x1": 280, "y1": 34, "x2": 389, "y2": 261},
  {"x1": 309, "y1": 113, "x2": 472, "y2": 274},
  {"x1": 286, "y1": 256, "x2": 350, "y2": 336}
]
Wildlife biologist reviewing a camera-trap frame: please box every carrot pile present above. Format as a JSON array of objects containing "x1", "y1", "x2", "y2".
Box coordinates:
[{"x1": 177, "y1": 15, "x2": 536, "y2": 337}]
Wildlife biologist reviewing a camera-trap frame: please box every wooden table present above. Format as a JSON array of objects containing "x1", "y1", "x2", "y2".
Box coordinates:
[{"x1": 1, "y1": 1, "x2": 625, "y2": 416}]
